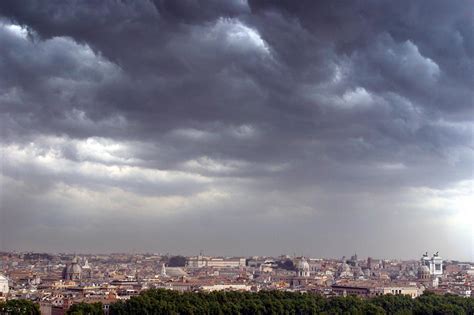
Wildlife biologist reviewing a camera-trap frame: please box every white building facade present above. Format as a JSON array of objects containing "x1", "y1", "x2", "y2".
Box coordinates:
[
  {"x1": 0, "y1": 274, "x2": 9, "y2": 295},
  {"x1": 187, "y1": 256, "x2": 246, "y2": 269},
  {"x1": 421, "y1": 252, "x2": 443, "y2": 276}
]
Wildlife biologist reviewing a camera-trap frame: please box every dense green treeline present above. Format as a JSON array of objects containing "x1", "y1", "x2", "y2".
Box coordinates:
[
  {"x1": 0, "y1": 299, "x2": 40, "y2": 315},
  {"x1": 2, "y1": 290, "x2": 474, "y2": 315},
  {"x1": 106, "y1": 289, "x2": 474, "y2": 315},
  {"x1": 67, "y1": 302, "x2": 104, "y2": 315}
]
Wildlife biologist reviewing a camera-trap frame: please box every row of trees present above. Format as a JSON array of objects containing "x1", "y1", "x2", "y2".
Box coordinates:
[
  {"x1": 3, "y1": 290, "x2": 474, "y2": 315},
  {"x1": 0, "y1": 299, "x2": 40, "y2": 315},
  {"x1": 106, "y1": 290, "x2": 474, "y2": 315},
  {"x1": 160, "y1": 255, "x2": 187, "y2": 267},
  {"x1": 67, "y1": 302, "x2": 104, "y2": 315}
]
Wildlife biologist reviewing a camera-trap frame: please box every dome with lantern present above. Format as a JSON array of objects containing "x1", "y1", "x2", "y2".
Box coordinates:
[
  {"x1": 62, "y1": 256, "x2": 82, "y2": 281},
  {"x1": 297, "y1": 257, "x2": 310, "y2": 277}
]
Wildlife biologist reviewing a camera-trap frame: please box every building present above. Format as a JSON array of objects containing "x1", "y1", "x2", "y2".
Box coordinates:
[
  {"x1": 418, "y1": 265, "x2": 431, "y2": 279},
  {"x1": 331, "y1": 283, "x2": 372, "y2": 297},
  {"x1": 374, "y1": 285, "x2": 423, "y2": 298},
  {"x1": 82, "y1": 259, "x2": 92, "y2": 279},
  {"x1": 200, "y1": 284, "x2": 252, "y2": 292},
  {"x1": 297, "y1": 258, "x2": 311, "y2": 277},
  {"x1": 0, "y1": 274, "x2": 9, "y2": 296},
  {"x1": 367, "y1": 257, "x2": 373, "y2": 270},
  {"x1": 421, "y1": 252, "x2": 443, "y2": 276},
  {"x1": 62, "y1": 256, "x2": 82, "y2": 281},
  {"x1": 332, "y1": 282, "x2": 422, "y2": 298},
  {"x1": 187, "y1": 256, "x2": 246, "y2": 269},
  {"x1": 260, "y1": 260, "x2": 277, "y2": 273},
  {"x1": 160, "y1": 263, "x2": 167, "y2": 277},
  {"x1": 337, "y1": 261, "x2": 353, "y2": 279}
]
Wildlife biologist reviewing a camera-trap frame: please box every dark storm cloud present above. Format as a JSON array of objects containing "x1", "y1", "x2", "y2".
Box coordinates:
[{"x1": 0, "y1": 0, "x2": 472, "y2": 259}]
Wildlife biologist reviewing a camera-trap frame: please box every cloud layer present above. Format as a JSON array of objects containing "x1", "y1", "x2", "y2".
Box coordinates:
[{"x1": 0, "y1": 0, "x2": 473, "y2": 260}]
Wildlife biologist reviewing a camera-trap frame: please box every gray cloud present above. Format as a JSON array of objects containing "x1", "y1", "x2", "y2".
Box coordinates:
[{"x1": 0, "y1": 0, "x2": 472, "y2": 260}]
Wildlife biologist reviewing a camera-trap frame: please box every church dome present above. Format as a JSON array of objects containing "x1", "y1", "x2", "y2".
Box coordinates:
[
  {"x1": 297, "y1": 259, "x2": 310, "y2": 271},
  {"x1": 82, "y1": 259, "x2": 91, "y2": 269},
  {"x1": 420, "y1": 265, "x2": 429, "y2": 273},
  {"x1": 63, "y1": 257, "x2": 82, "y2": 280},
  {"x1": 338, "y1": 261, "x2": 350, "y2": 273},
  {"x1": 69, "y1": 263, "x2": 82, "y2": 274},
  {"x1": 417, "y1": 265, "x2": 430, "y2": 279}
]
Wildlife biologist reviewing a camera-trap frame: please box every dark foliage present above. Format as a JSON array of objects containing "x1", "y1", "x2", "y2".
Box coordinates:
[
  {"x1": 167, "y1": 256, "x2": 187, "y2": 267},
  {"x1": 107, "y1": 289, "x2": 474, "y2": 315},
  {"x1": 0, "y1": 299, "x2": 41, "y2": 315},
  {"x1": 276, "y1": 259, "x2": 296, "y2": 271},
  {"x1": 4, "y1": 290, "x2": 474, "y2": 315},
  {"x1": 66, "y1": 302, "x2": 104, "y2": 315}
]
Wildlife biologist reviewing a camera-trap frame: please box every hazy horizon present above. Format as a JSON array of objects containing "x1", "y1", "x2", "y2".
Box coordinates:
[
  {"x1": 3, "y1": 249, "x2": 472, "y2": 263},
  {"x1": 0, "y1": 0, "x2": 473, "y2": 261}
]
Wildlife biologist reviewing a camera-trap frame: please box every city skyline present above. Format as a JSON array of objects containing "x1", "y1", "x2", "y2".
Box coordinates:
[
  {"x1": 0, "y1": 0, "x2": 473, "y2": 261},
  {"x1": 3, "y1": 248, "x2": 473, "y2": 311},
  {"x1": 1, "y1": 250, "x2": 472, "y2": 264}
]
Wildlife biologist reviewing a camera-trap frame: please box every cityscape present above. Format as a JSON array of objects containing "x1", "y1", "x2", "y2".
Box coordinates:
[
  {"x1": 0, "y1": 251, "x2": 473, "y2": 313},
  {"x1": 1, "y1": 0, "x2": 473, "y2": 313}
]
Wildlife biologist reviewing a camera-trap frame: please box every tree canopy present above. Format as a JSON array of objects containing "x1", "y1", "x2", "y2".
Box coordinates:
[
  {"x1": 3, "y1": 290, "x2": 474, "y2": 315},
  {"x1": 66, "y1": 302, "x2": 104, "y2": 315},
  {"x1": 0, "y1": 299, "x2": 41, "y2": 315},
  {"x1": 167, "y1": 256, "x2": 187, "y2": 267},
  {"x1": 108, "y1": 289, "x2": 474, "y2": 315}
]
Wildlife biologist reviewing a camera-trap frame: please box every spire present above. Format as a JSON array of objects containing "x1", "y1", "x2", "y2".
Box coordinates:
[{"x1": 160, "y1": 263, "x2": 167, "y2": 277}]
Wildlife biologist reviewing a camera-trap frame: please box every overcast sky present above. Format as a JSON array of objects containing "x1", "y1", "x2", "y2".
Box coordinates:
[{"x1": 0, "y1": 0, "x2": 472, "y2": 260}]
